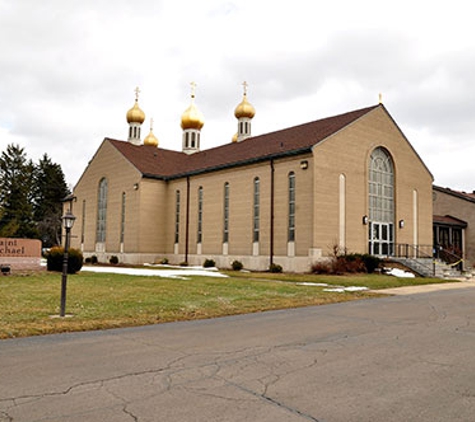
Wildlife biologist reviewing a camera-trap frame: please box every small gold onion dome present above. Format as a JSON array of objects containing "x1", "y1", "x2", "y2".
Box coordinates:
[
  {"x1": 232, "y1": 132, "x2": 238, "y2": 143},
  {"x1": 234, "y1": 93, "x2": 255, "y2": 119},
  {"x1": 181, "y1": 101, "x2": 205, "y2": 130},
  {"x1": 144, "y1": 129, "x2": 158, "y2": 146},
  {"x1": 126, "y1": 99, "x2": 146, "y2": 124}
]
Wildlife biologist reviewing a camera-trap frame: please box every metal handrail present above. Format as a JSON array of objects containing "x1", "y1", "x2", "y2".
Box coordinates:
[
  {"x1": 395, "y1": 244, "x2": 434, "y2": 259},
  {"x1": 433, "y1": 244, "x2": 464, "y2": 269}
]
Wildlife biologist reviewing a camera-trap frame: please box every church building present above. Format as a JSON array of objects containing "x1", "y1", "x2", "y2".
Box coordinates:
[{"x1": 69, "y1": 85, "x2": 434, "y2": 272}]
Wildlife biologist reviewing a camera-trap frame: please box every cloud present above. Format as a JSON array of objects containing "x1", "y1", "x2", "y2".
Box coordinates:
[{"x1": 1, "y1": 0, "x2": 475, "y2": 192}]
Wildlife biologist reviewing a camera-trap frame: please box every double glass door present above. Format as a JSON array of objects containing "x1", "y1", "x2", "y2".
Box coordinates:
[{"x1": 369, "y1": 222, "x2": 394, "y2": 256}]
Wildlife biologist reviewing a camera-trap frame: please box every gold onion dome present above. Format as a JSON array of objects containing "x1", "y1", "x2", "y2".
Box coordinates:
[
  {"x1": 234, "y1": 93, "x2": 255, "y2": 119},
  {"x1": 126, "y1": 99, "x2": 146, "y2": 124},
  {"x1": 232, "y1": 132, "x2": 238, "y2": 143},
  {"x1": 143, "y1": 118, "x2": 158, "y2": 146},
  {"x1": 143, "y1": 130, "x2": 158, "y2": 147},
  {"x1": 181, "y1": 100, "x2": 205, "y2": 130}
]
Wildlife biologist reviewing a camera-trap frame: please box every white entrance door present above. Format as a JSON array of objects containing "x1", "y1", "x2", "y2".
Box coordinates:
[{"x1": 369, "y1": 222, "x2": 394, "y2": 256}]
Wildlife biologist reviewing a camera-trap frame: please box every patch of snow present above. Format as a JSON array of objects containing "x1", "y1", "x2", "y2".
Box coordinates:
[
  {"x1": 297, "y1": 282, "x2": 370, "y2": 292},
  {"x1": 344, "y1": 286, "x2": 369, "y2": 292},
  {"x1": 80, "y1": 266, "x2": 228, "y2": 278},
  {"x1": 384, "y1": 268, "x2": 415, "y2": 278},
  {"x1": 323, "y1": 286, "x2": 369, "y2": 293}
]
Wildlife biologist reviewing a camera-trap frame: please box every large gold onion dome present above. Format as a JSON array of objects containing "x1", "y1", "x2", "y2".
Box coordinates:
[
  {"x1": 181, "y1": 82, "x2": 205, "y2": 130},
  {"x1": 126, "y1": 88, "x2": 146, "y2": 124},
  {"x1": 181, "y1": 102, "x2": 205, "y2": 130},
  {"x1": 234, "y1": 93, "x2": 255, "y2": 119}
]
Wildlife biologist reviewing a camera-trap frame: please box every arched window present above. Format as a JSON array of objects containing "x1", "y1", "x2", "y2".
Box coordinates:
[
  {"x1": 96, "y1": 178, "x2": 108, "y2": 243},
  {"x1": 368, "y1": 148, "x2": 394, "y2": 256},
  {"x1": 197, "y1": 187, "x2": 203, "y2": 244},
  {"x1": 81, "y1": 200, "x2": 86, "y2": 244},
  {"x1": 253, "y1": 177, "x2": 260, "y2": 242},
  {"x1": 223, "y1": 182, "x2": 230, "y2": 243},
  {"x1": 175, "y1": 190, "x2": 180, "y2": 244},
  {"x1": 288, "y1": 172, "x2": 295, "y2": 242},
  {"x1": 120, "y1": 192, "x2": 126, "y2": 244}
]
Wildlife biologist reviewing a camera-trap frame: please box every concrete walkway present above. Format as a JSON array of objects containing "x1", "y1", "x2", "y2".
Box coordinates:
[{"x1": 378, "y1": 279, "x2": 475, "y2": 295}]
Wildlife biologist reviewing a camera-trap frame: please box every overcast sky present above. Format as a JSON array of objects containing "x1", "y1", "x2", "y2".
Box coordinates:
[{"x1": 1, "y1": 0, "x2": 474, "y2": 192}]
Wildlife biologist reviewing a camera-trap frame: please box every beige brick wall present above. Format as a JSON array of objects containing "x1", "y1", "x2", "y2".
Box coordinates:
[
  {"x1": 157, "y1": 155, "x2": 313, "y2": 269},
  {"x1": 313, "y1": 107, "x2": 433, "y2": 256},
  {"x1": 71, "y1": 141, "x2": 143, "y2": 258}
]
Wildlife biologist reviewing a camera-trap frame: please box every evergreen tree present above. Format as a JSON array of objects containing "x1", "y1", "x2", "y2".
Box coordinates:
[
  {"x1": 32, "y1": 154, "x2": 70, "y2": 247},
  {"x1": 0, "y1": 144, "x2": 37, "y2": 238}
]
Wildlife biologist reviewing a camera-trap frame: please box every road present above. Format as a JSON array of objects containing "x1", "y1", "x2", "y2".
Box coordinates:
[{"x1": 2, "y1": 284, "x2": 475, "y2": 421}]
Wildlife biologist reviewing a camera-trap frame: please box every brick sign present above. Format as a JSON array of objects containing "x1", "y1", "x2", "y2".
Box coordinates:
[{"x1": 0, "y1": 238, "x2": 42, "y2": 271}]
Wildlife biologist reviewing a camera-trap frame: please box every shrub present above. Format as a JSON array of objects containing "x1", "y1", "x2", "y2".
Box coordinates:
[
  {"x1": 46, "y1": 247, "x2": 84, "y2": 274},
  {"x1": 231, "y1": 260, "x2": 243, "y2": 271},
  {"x1": 180, "y1": 261, "x2": 188, "y2": 267},
  {"x1": 109, "y1": 255, "x2": 119, "y2": 265},
  {"x1": 311, "y1": 253, "x2": 381, "y2": 275},
  {"x1": 311, "y1": 261, "x2": 332, "y2": 274},
  {"x1": 203, "y1": 258, "x2": 216, "y2": 268},
  {"x1": 269, "y1": 263, "x2": 283, "y2": 273},
  {"x1": 360, "y1": 254, "x2": 381, "y2": 273},
  {"x1": 160, "y1": 258, "x2": 169, "y2": 265},
  {"x1": 90, "y1": 255, "x2": 98, "y2": 264}
]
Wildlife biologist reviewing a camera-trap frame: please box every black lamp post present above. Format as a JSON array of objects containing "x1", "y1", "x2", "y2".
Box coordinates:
[{"x1": 60, "y1": 209, "x2": 76, "y2": 317}]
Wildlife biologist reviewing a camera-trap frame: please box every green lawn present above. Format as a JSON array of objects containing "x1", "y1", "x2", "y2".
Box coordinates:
[{"x1": 0, "y1": 269, "x2": 455, "y2": 339}]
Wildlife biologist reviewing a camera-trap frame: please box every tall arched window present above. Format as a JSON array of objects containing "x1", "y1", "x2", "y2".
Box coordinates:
[
  {"x1": 81, "y1": 200, "x2": 86, "y2": 245},
  {"x1": 368, "y1": 148, "x2": 394, "y2": 256},
  {"x1": 96, "y1": 178, "x2": 108, "y2": 243},
  {"x1": 120, "y1": 192, "x2": 126, "y2": 244},
  {"x1": 288, "y1": 172, "x2": 295, "y2": 242},
  {"x1": 253, "y1": 177, "x2": 260, "y2": 242},
  {"x1": 197, "y1": 187, "x2": 203, "y2": 244},
  {"x1": 223, "y1": 182, "x2": 229, "y2": 243},
  {"x1": 175, "y1": 190, "x2": 180, "y2": 244}
]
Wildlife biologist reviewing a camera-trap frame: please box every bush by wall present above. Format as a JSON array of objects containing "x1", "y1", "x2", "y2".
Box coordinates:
[
  {"x1": 46, "y1": 247, "x2": 84, "y2": 274},
  {"x1": 269, "y1": 263, "x2": 283, "y2": 273},
  {"x1": 311, "y1": 253, "x2": 381, "y2": 275},
  {"x1": 231, "y1": 260, "x2": 243, "y2": 271},
  {"x1": 203, "y1": 258, "x2": 216, "y2": 268}
]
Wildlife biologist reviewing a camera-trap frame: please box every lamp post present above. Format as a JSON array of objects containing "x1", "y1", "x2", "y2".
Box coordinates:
[{"x1": 60, "y1": 209, "x2": 76, "y2": 317}]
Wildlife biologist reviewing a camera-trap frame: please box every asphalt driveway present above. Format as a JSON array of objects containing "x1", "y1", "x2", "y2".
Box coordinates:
[{"x1": 2, "y1": 283, "x2": 475, "y2": 421}]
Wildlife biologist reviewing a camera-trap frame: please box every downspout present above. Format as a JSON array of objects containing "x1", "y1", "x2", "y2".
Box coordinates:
[
  {"x1": 270, "y1": 159, "x2": 275, "y2": 266},
  {"x1": 185, "y1": 176, "x2": 190, "y2": 264}
]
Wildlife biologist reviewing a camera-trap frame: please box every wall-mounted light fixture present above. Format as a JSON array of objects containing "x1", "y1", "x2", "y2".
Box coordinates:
[
  {"x1": 300, "y1": 160, "x2": 308, "y2": 170},
  {"x1": 362, "y1": 215, "x2": 369, "y2": 225},
  {"x1": 133, "y1": 183, "x2": 139, "y2": 190},
  {"x1": 399, "y1": 219, "x2": 405, "y2": 229}
]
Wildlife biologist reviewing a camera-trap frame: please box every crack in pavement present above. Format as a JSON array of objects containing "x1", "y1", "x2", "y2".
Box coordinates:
[
  {"x1": 0, "y1": 410, "x2": 13, "y2": 422},
  {"x1": 218, "y1": 377, "x2": 325, "y2": 422}
]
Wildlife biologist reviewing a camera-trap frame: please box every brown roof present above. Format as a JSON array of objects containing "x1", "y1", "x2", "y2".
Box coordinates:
[
  {"x1": 433, "y1": 185, "x2": 475, "y2": 204},
  {"x1": 109, "y1": 104, "x2": 380, "y2": 180},
  {"x1": 433, "y1": 215, "x2": 468, "y2": 227}
]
